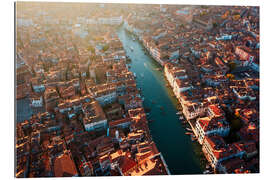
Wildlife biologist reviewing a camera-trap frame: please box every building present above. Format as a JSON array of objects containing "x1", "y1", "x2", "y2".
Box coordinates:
[
  {"x1": 78, "y1": 160, "x2": 94, "y2": 176},
  {"x1": 88, "y1": 84, "x2": 117, "y2": 106},
  {"x1": 235, "y1": 46, "x2": 254, "y2": 63},
  {"x1": 99, "y1": 154, "x2": 111, "y2": 174},
  {"x1": 58, "y1": 85, "x2": 76, "y2": 99},
  {"x1": 164, "y1": 63, "x2": 190, "y2": 99},
  {"x1": 202, "y1": 136, "x2": 245, "y2": 170},
  {"x1": 98, "y1": 16, "x2": 123, "y2": 25},
  {"x1": 82, "y1": 100, "x2": 107, "y2": 132},
  {"x1": 44, "y1": 87, "x2": 60, "y2": 112},
  {"x1": 195, "y1": 115, "x2": 230, "y2": 144},
  {"x1": 193, "y1": 16, "x2": 213, "y2": 30},
  {"x1": 53, "y1": 151, "x2": 78, "y2": 177},
  {"x1": 30, "y1": 95, "x2": 43, "y2": 108},
  {"x1": 232, "y1": 87, "x2": 256, "y2": 101},
  {"x1": 175, "y1": 8, "x2": 193, "y2": 23},
  {"x1": 123, "y1": 96, "x2": 143, "y2": 111},
  {"x1": 182, "y1": 102, "x2": 206, "y2": 120},
  {"x1": 109, "y1": 118, "x2": 132, "y2": 129},
  {"x1": 31, "y1": 77, "x2": 45, "y2": 93}
]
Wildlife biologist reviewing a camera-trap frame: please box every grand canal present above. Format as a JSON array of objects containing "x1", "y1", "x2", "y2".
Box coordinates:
[{"x1": 117, "y1": 26, "x2": 202, "y2": 174}]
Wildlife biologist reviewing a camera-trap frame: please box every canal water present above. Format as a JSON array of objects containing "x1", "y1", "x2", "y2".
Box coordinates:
[{"x1": 117, "y1": 27, "x2": 202, "y2": 174}]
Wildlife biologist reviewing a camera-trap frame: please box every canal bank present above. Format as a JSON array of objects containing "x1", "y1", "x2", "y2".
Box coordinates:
[{"x1": 117, "y1": 26, "x2": 203, "y2": 174}]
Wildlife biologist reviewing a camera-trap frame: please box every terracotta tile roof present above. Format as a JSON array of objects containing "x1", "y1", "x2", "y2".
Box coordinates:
[
  {"x1": 119, "y1": 153, "x2": 137, "y2": 174},
  {"x1": 208, "y1": 104, "x2": 223, "y2": 117},
  {"x1": 54, "y1": 151, "x2": 78, "y2": 177},
  {"x1": 220, "y1": 157, "x2": 245, "y2": 173},
  {"x1": 109, "y1": 118, "x2": 132, "y2": 128}
]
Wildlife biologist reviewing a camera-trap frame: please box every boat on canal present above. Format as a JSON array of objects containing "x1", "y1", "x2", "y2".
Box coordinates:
[
  {"x1": 203, "y1": 170, "x2": 211, "y2": 174},
  {"x1": 176, "y1": 111, "x2": 182, "y2": 115},
  {"x1": 191, "y1": 136, "x2": 196, "y2": 141},
  {"x1": 185, "y1": 132, "x2": 193, "y2": 135}
]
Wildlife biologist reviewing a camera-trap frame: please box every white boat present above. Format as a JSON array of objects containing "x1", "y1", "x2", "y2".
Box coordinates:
[
  {"x1": 134, "y1": 73, "x2": 136, "y2": 77},
  {"x1": 130, "y1": 46, "x2": 134, "y2": 51},
  {"x1": 245, "y1": 72, "x2": 250, "y2": 77},
  {"x1": 203, "y1": 170, "x2": 210, "y2": 174},
  {"x1": 176, "y1": 111, "x2": 182, "y2": 115}
]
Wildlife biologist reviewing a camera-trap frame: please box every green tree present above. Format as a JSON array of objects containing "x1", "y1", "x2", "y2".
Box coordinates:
[
  {"x1": 87, "y1": 45, "x2": 95, "y2": 54},
  {"x1": 103, "y1": 45, "x2": 109, "y2": 52}
]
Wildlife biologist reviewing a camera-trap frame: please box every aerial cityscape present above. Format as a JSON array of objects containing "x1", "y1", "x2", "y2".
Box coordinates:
[{"x1": 15, "y1": 2, "x2": 259, "y2": 177}]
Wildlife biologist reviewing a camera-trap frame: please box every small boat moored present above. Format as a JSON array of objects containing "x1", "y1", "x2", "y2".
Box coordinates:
[
  {"x1": 191, "y1": 136, "x2": 196, "y2": 141},
  {"x1": 176, "y1": 111, "x2": 182, "y2": 115},
  {"x1": 203, "y1": 170, "x2": 210, "y2": 174}
]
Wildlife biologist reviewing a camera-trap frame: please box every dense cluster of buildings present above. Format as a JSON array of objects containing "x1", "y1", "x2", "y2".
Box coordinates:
[
  {"x1": 16, "y1": 3, "x2": 259, "y2": 176},
  {"x1": 16, "y1": 3, "x2": 170, "y2": 177},
  {"x1": 124, "y1": 5, "x2": 259, "y2": 174}
]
